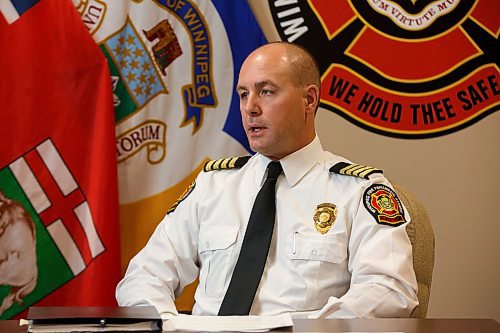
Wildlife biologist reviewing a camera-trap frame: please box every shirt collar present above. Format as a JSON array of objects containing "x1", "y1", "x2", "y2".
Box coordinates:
[{"x1": 255, "y1": 135, "x2": 324, "y2": 187}]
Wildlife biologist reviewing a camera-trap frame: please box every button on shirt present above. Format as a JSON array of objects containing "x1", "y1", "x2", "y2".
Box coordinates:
[{"x1": 116, "y1": 136, "x2": 418, "y2": 319}]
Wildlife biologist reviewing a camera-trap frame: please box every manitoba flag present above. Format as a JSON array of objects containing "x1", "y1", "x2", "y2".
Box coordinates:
[{"x1": 0, "y1": 0, "x2": 119, "y2": 319}]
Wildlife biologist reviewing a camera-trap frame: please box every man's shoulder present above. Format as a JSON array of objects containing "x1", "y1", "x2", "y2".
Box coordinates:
[
  {"x1": 323, "y1": 152, "x2": 384, "y2": 180},
  {"x1": 329, "y1": 161, "x2": 384, "y2": 180},
  {"x1": 203, "y1": 156, "x2": 251, "y2": 172}
]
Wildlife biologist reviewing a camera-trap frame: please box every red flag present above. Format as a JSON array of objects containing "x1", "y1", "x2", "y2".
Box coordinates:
[{"x1": 0, "y1": 0, "x2": 120, "y2": 319}]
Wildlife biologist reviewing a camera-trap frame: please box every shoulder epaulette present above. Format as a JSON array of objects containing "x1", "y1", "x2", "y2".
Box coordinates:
[
  {"x1": 329, "y1": 162, "x2": 383, "y2": 179},
  {"x1": 203, "y1": 156, "x2": 251, "y2": 172}
]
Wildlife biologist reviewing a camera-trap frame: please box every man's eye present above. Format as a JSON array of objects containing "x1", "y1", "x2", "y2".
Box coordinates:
[
  {"x1": 261, "y1": 89, "x2": 272, "y2": 95},
  {"x1": 239, "y1": 91, "x2": 248, "y2": 98}
]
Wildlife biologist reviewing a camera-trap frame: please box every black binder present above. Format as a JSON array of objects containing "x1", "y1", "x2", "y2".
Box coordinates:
[{"x1": 27, "y1": 306, "x2": 162, "y2": 332}]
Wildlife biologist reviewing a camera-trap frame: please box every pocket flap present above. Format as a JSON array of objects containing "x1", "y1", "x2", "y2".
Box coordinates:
[
  {"x1": 286, "y1": 232, "x2": 347, "y2": 263},
  {"x1": 199, "y1": 225, "x2": 239, "y2": 252}
]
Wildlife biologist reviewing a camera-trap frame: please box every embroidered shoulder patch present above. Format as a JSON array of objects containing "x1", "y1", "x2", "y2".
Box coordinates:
[
  {"x1": 363, "y1": 184, "x2": 406, "y2": 227},
  {"x1": 203, "y1": 156, "x2": 250, "y2": 172},
  {"x1": 330, "y1": 162, "x2": 383, "y2": 179},
  {"x1": 167, "y1": 180, "x2": 196, "y2": 214}
]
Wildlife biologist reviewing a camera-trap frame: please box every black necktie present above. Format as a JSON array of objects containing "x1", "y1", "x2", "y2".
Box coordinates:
[{"x1": 218, "y1": 161, "x2": 283, "y2": 315}]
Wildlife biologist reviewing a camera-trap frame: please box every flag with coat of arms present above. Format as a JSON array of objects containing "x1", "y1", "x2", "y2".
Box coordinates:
[
  {"x1": 0, "y1": 0, "x2": 120, "y2": 319},
  {"x1": 75, "y1": 0, "x2": 266, "y2": 310}
]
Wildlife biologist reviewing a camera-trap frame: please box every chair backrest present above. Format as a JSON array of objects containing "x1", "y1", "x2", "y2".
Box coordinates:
[{"x1": 392, "y1": 181, "x2": 435, "y2": 318}]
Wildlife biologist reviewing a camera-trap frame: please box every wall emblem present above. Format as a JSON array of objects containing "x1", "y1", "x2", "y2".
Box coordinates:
[{"x1": 269, "y1": 0, "x2": 499, "y2": 138}]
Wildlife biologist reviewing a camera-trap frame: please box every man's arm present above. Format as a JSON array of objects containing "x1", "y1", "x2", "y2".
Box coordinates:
[
  {"x1": 115, "y1": 180, "x2": 201, "y2": 319},
  {"x1": 305, "y1": 178, "x2": 418, "y2": 318}
]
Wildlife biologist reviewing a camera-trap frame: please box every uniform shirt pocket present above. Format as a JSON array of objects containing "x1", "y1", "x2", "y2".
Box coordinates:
[
  {"x1": 281, "y1": 232, "x2": 349, "y2": 309},
  {"x1": 198, "y1": 225, "x2": 239, "y2": 298},
  {"x1": 287, "y1": 232, "x2": 348, "y2": 263}
]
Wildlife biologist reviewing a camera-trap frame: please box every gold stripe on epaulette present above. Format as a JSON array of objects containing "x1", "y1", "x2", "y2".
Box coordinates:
[
  {"x1": 204, "y1": 156, "x2": 249, "y2": 172},
  {"x1": 219, "y1": 157, "x2": 237, "y2": 169},
  {"x1": 340, "y1": 164, "x2": 367, "y2": 176},
  {"x1": 204, "y1": 159, "x2": 216, "y2": 171},
  {"x1": 212, "y1": 158, "x2": 223, "y2": 170},
  {"x1": 357, "y1": 166, "x2": 378, "y2": 179},
  {"x1": 339, "y1": 164, "x2": 360, "y2": 175},
  {"x1": 228, "y1": 157, "x2": 238, "y2": 168},
  {"x1": 330, "y1": 162, "x2": 383, "y2": 179}
]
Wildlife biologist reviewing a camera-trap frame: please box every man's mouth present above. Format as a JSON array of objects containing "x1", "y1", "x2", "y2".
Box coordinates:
[{"x1": 249, "y1": 126, "x2": 264, "y2": 133}]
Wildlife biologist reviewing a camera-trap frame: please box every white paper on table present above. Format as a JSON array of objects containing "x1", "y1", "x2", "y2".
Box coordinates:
[{"x1": 162, "y1": 313, "x2": 293, "y2": 332}]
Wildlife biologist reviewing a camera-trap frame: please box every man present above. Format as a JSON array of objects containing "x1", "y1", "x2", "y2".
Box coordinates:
[{"x1": 116, "y1": 42, "x2": 418, "y2": 319}]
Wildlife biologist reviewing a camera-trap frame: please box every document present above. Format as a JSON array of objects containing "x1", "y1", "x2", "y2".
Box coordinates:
[
  {"x1": 23, "y1": 320, "x2": 160, "y2": 332},
  {"x1": 163, "y1": 313, "x2": 294, "y2": 332},
  {"x1": 25, "y1": 306, "x2": 162, "y2": 332}
]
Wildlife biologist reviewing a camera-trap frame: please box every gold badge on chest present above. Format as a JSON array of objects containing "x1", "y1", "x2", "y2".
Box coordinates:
[{"x1": 314, "y1": 203, "x2": 337, "y2": 234}]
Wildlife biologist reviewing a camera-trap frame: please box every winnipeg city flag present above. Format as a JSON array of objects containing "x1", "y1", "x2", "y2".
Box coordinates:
[
  {"x1": 76, "y1": 0, "x2": 266, "y2": 309},
  {"x1": 0, "y1": 0, "x2": 120, "y2": 319}
]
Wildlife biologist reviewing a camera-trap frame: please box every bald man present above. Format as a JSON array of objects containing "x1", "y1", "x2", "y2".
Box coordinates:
[{"x1": 116, "y1": 42, "x2": 418, "y2": 319}]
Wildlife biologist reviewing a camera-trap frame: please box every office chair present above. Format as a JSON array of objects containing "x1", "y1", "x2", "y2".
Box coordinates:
[{"x1": 392, "y1": 181, "x2": 435, "y2": 318}]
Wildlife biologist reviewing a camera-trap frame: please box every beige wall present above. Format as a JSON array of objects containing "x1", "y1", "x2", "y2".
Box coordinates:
[{"x1": 249, "y1": 0, "x2": 500, "y2": 321}]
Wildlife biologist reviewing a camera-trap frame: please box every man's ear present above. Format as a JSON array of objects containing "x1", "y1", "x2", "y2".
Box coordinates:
[{"x1": 304, "y1": 85, "x2": 320, "y2": 113}]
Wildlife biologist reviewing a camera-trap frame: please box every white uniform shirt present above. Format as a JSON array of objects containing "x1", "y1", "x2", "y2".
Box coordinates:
[{"x1": 116, "y1": 136, "x2": 418, "y2": 319}]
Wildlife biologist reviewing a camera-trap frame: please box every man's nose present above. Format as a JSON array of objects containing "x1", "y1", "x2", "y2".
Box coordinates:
[{"x1": 243, "y1": 94, "x2": 261, "y2": 116}]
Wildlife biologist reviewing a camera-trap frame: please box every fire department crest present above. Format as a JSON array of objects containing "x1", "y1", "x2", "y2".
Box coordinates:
[
  {"x1": 269, "y1": 0, "x2": 499, "y2": 138},
  {"x1": 363, "y1": 184, "x2": 406, "y2": 227}
]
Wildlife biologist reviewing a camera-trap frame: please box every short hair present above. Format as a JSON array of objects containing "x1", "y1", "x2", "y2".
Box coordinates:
[{"x1": 261, "y1": 41, "x2": 321, "y2": 88}]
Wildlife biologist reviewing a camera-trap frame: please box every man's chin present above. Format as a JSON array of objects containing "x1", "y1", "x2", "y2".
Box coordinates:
[
  {"x1": 250, "y1": 146, "x2": 281, "y2": 160},
  {"x1": 249, "y1": 144, "x2": 269, "y2": 156}
]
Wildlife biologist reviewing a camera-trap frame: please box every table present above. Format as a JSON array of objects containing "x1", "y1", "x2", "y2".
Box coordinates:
[
  {"x1": 2, "y1": 318, "x2": 498, "y2": 332},
  {"x1": 291, "y1": 318, "x2": 500, "y2": 332}
]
